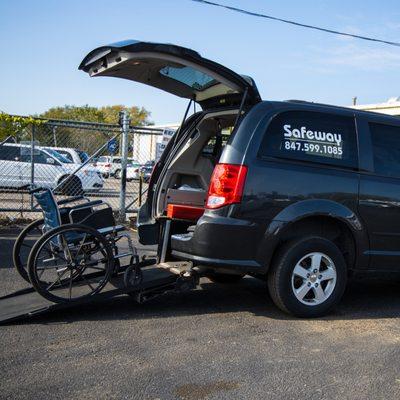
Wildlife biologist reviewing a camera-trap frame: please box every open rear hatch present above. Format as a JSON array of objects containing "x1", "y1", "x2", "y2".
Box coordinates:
[
  {"x1": 79, "y1": 40, "x2": 260, "y2": 109},
  {"x1": 79, "y1": 40, "x2": 261, "y2": 244}
]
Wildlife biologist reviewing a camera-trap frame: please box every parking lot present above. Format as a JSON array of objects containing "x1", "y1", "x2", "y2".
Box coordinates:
[{"x1": 1, "y1": 227, "x2": 400, "y2": 400}]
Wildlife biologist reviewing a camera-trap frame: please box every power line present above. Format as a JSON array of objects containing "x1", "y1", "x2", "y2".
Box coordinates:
[{"x1": 190, "y1": 0, "x2": 400, "y2": 48}]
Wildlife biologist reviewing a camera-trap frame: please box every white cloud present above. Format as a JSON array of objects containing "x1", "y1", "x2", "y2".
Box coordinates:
[{"x1": 313, "y1": 43, "x2": 400, "y2": 72}]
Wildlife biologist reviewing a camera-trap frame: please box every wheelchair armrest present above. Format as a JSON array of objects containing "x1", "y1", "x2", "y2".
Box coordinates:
[
  {"x1": 69, "y1": 200, "x2": 104, "y2": 210},
  {"x1": 57, "y1": 196, "x2": 89, "y2": 206}
]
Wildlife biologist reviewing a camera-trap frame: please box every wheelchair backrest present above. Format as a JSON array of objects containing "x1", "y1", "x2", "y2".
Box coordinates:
[{"x1": 33, "y1": 189, "x2": 61, "y2": 233}]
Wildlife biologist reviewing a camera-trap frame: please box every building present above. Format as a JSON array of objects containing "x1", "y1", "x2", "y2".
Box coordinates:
[
  {"x1": 131, "y1": 123, "x2": 179, "y2": 163},
  {"x1": 351, "y1": 97, "x2": 400, "y2": 117}
]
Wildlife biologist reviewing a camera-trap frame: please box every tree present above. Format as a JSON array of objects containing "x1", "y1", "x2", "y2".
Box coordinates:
[
  {"x1": 0, "y1": 113, "x2": 47, "y2": 142},
  {"x1": 38, "y1": 105, "x2": 152, "y2": 126}
]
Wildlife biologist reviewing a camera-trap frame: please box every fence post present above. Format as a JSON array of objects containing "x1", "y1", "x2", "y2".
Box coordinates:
[
  {"x1": 30, "y1": 124, "x2": 35, "y2": 210},
  {"x1": 119, "y1": 110, "x2": 130, "y2": 222}
]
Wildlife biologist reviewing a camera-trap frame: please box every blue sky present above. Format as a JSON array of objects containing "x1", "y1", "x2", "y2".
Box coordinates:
[{"x1": 1, "y1": 0, "x2": 400, "y2": 124}]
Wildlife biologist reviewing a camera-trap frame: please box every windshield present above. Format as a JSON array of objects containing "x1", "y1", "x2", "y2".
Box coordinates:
[
  {"x1": 44, "y1": 149, "x2": 72, "y2": 164},
  {"x1": 77, "y1": 150, "x2": 89, "y2": 163}
]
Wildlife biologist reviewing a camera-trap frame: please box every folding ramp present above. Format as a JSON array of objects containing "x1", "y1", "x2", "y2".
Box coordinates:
[{"x1": 0, "y1": 262, "x2": 194, "y2": 324}]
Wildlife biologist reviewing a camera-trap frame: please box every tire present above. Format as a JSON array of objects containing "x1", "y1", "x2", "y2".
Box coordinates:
[
  {"x1": 207, "y1": 273, "x2": 245, "y2": 284},
  {"x1": 114, "y1": 169, "x2": 121, "y2": 179},
  {"x1": 13, "y1": 218, "x2": 44, "y2": 283},
  {"x1": 28, "y1": 224, "x2": 114, "y2": 303},
  {"x1": 267, "y1": 236, "x2": 347, "y2": 318},
  {"x1": 103, "y1": 173, "x2": 109, "y2": 179},
  {"x1": 58, "y1": 175, "x2": 83, "y2": 196}
]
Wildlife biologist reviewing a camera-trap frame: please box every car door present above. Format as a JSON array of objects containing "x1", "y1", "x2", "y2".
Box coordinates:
[
  {"x1": 21, "y1": 150, "x2": 61, "y2": 188},
  {"x1": 357, "y1": 115, "x2": 400, "y2": 271},
  {"x1": 0, "y1": 145, "x2": 23, "y2": 187}
]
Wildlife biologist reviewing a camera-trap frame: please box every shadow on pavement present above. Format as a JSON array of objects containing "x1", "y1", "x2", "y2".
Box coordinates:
[{"x1": 5, "y1": 275, "x2": 400, "y2": 326}]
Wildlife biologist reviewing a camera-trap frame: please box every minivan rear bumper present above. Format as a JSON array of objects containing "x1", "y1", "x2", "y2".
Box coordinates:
[{"x1": 170, "y1": 212, "x2": 265, "y2": 272}]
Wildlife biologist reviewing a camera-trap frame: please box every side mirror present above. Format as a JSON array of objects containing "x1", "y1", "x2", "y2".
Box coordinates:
[{"x1": 46, "y1": 157, "x2": 55, "y2": 165}]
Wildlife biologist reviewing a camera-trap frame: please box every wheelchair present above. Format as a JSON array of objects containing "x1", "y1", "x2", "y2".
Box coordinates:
[{"x1": 13, "y1": 187, "x2": 140, "y2": 303}]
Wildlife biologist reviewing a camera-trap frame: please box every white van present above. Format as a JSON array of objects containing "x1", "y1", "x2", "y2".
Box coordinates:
[{"x1": 0, "y1": 143, "x2": 103, "y2": 195}]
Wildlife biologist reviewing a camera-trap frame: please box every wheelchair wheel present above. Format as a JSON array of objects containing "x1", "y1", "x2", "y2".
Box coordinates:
[
  {"x1": 28, "y1": 224, "x2": 114, "y2": 303},
  {"x1": 13, "y1": 218, "x2": 45, "y2": 283}
]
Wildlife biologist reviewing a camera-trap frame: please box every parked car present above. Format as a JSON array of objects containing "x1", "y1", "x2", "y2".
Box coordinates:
[
  {"x1": 140, "y1": 160, "x2": 155, "y2": 183},
  {"x1": 42, "y1": 146, "x2": 90, "y2": 165},
  {"x1": 0, "y1": 143, "x2": 103, "y2": 195},
  {"x1": 94, "y1": 156, "x2": 138, "y2": 178},
  {"x1": 81, "y1": 39, "x2": 400, "y2": 317},
  {"x1": 125, "y1": 162, "x2": 142, "y2": 181}
]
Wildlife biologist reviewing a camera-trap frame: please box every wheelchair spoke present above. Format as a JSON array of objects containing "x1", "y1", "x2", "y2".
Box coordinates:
[
  {"x1": 75, "y1": 234, "x2": 88, "y2": 257},
  {"x1": 85, "y1": 266, "x2": 105, "y2": 271},
  {"x1": 81, "y1": 275, "x2": 95, "y2": 291},
  {"x1": 46, "y1": 268, "x2": 69, "y2": 291},
  {"x1": 36, "y1": 264, "x2": 69, "y2": 271}
]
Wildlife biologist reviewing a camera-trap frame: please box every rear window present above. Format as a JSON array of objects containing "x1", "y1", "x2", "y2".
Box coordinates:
[
  {"x1": 159, "y1": 66, "x2": 217, "y2": 91},
  {"x1": 370, "y1": 123, "x2": 400, "y2": 178},
  {"x1": 259, "y1": 111, "x2": 358, "y2": 169}
]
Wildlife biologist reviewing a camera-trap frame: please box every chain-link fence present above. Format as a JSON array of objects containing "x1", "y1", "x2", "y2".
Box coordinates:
[{"x1": 0, "y1": 114, "x2": 165, "y2": 224}]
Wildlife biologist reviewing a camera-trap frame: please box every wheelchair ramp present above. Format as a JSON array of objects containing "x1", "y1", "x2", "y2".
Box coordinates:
[{"x1": 0, "y1": 265, "x2": 180, "y2": 324}]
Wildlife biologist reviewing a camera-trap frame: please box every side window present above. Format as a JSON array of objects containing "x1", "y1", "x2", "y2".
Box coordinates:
[
  {"x1": 37, "y1": 151, "x2": 50, "y2": 164},
  {"x1": 370, "y1": 123, "x2": 400, "y2": 178},
  {"x1": 0, "y1": 146, "x2": 20, "y2": 161},
  {"x1": 20, "y1": 150, "x2": 47, "y2": 164},
  {"x1": 58, "y1": 151, "x2": 73, "y2": 162},
  {"x1": 113, "y1": 158, "x2": 121, "y2": 164},
  {"x1": 259, "y1": 111, "x2": 358, "y2": 168}
]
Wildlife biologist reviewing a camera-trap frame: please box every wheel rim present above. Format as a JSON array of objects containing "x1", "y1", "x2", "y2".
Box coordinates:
[
  {"x1": 31, "y1": 227, "x2": 112, "y2": 302},
  {"x1": 291, "y1": 252, "x2": 337, "y2": 306}
]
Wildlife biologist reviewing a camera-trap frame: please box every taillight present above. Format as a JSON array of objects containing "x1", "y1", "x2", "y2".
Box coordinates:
[
  {"x1": 206, "y1": 163, "x2": 248, "y2": 209},
  {"x1": 105, "y1": 163, "x2": 111, "y2": 168}
]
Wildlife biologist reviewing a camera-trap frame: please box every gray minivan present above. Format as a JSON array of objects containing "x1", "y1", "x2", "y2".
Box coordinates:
[{"x1": 80, "y1": 40, "x2": 400, "y2": 317}]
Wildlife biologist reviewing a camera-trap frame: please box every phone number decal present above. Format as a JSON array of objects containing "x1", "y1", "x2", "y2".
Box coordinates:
[{"x1": 283, "y1": 140, "x2": 343, "y2": 156}]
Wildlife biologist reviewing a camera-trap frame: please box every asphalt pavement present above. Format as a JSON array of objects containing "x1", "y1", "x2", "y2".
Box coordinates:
[{"x1": 0, "y1": 226, "x2": 400, "y2": 400}]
